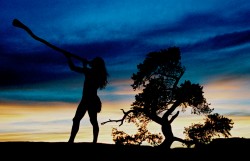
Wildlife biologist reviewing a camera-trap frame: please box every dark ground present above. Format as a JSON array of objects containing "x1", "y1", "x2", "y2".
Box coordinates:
[{"x1": 0, "y1": 137, "x2": 249, "y2": 160}]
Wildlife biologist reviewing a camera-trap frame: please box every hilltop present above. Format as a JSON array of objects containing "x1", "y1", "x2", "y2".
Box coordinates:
[{"x1": 0, "y1": 137, "x2": 249, "y2": 160}]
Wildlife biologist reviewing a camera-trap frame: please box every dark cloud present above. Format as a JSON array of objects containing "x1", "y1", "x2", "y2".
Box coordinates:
[
  {"x1": 0, "y1": 48, "x2": 71, "y2": 88},
  {"x1": 139, "y1": 12, "x2": 227, "y2": 37},
  {"x1": 183, "y1": 29, "x2": 250, "y2": 52},
  {"x1": 0, "y1": 36, "x2": 142, "y2": 88},
  {"x1": 62, "y1": 39, "x2": 140, "y2": 59},
  {"x1": 136, "y1": 10, "x2": 250, "y2": 47}
]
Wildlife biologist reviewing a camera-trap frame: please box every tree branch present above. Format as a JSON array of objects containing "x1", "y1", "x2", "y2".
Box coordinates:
[
  {"x1": 169, "y1": 111, "x2": 179, "y2": 124},
  {"x1": 173, "y1": 137, "x2": 195, "y2": 147},
  {"x1": 162, "y1": 100, "x2": 181, "y2": 121},
  {"x1": 101, "y1": 109, "x2": 135, "y2": 126}
]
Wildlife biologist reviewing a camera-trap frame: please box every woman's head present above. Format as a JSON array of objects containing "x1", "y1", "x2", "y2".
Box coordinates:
[
  {"x1": 90, "y1": 57, "x2": 105, "y2": 69},
  {"x1": 90, "y1": 57, "x2": 109, "y2": 89}
]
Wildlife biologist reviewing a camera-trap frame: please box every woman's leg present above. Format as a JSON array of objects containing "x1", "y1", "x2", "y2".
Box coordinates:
[
  {"x1": 88, "y1": 109, "x2": 99, "y2": 143},
  {"x1": 68, "y1": 103, "x2": 87, "y2": 143}
]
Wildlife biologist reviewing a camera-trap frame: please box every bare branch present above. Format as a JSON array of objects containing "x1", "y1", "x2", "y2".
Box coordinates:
[{"x1": 101, "y1": 109, "x2": 135, "y2": 126}]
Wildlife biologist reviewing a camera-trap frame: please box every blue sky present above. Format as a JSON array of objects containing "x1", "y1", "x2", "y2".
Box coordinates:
[{"x1": 0, "y1": 0, "x2": 250, "y2": 145}]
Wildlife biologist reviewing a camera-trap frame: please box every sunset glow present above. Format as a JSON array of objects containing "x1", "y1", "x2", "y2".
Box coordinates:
[{"x1": 1, "y1": 0, "x2": 250, "y2": 148}]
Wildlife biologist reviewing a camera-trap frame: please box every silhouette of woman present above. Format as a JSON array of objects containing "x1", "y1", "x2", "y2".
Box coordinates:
[
  {"x1": 66, "y1": 55, "x2": 109, "y2": 143},
  {"x1": 12, "y1": 18, "x2": 109, "y2": 143}
]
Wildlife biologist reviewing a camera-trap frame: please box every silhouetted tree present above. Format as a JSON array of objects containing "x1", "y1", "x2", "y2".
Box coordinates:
[
  {"x1": 102, "y1": 47, "x2": 233, "y2": 149},
  {"x1": 184, "y1": 113, "x2": 233, "y2": 147}
]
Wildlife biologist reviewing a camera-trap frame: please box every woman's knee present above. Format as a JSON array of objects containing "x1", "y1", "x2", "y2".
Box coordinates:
[
  {"x1": 73, "y1": 117, "x2": 81, "y2": 123},
  {"x1": 90, "y1": 118, "x2": 98, "y2": 126}
]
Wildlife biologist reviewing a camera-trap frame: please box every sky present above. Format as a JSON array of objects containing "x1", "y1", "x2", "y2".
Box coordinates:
[{"x1": 1, "y1": 0, "x2": 250, "y2": 148}]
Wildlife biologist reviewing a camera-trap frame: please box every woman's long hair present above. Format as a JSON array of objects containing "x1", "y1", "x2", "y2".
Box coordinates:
[{"x1": 91, "y1": 57, "x2": 109, "y2": 90}]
